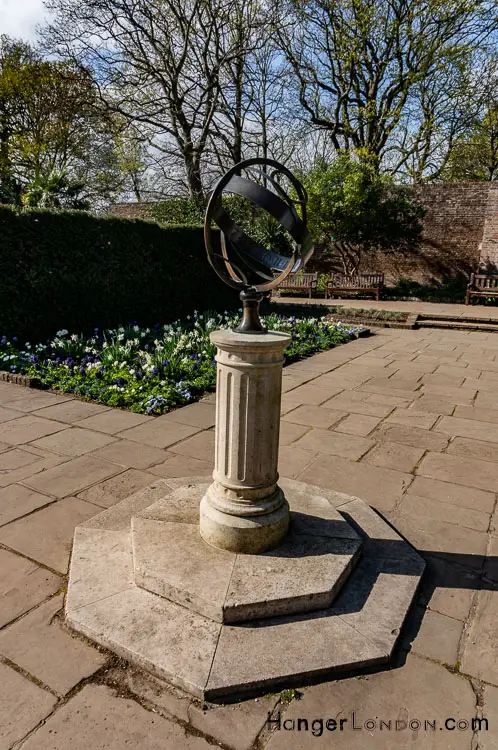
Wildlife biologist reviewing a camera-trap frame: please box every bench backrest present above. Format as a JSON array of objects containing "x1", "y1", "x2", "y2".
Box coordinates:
[
  {"x1": 328, "y1": 273, "x2": 384, "y2": 288},
  {"x1": 471, "y1": 273, "x2": 498, "y2": 290},
  {"x1": 278, "y1": 272, "x2": 318, "y2": 288}
]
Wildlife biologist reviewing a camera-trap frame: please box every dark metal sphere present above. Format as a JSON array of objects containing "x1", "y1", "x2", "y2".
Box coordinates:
[{"x1": 204, "y1": 158, "x2": 313, "y2": 293}]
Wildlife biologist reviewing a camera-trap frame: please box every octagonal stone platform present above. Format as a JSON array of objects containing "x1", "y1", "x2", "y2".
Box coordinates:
[
  {"x1": 66, "y1": 476, "x2": 425, "y2": 701},
  {"x1": 132, "y1": 482, "x2": 362, "y2": 623}
]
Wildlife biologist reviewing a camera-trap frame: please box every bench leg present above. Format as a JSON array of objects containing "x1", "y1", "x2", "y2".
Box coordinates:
[{"x1": 465, "y1": 291, "x2": 470, "y2": 305}]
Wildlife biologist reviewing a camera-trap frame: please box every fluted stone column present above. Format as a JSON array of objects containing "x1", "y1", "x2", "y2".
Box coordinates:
[{"x1": 199, "y1": 329, "x2": 291, "y2": 553}]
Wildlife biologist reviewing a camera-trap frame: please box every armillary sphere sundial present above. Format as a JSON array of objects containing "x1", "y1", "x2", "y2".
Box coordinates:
[
  {"x1": 205, "y1": 157, "x2": 314, "y2": 332},
  {"x1": 65, "y1": 157, "x2": 424, "y2": 703}
]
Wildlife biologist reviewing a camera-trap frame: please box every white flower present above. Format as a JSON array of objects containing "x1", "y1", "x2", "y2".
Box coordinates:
[{"x1": 56, "y1": 329, "x2": 68, "y2": 336}]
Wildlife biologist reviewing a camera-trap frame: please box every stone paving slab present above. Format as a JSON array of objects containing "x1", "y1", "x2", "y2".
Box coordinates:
[
  {"x1": 364, "y1": 441, "x2": 425, "y2": 473},
  {"x1": 0, "y1": 593, "x2": 105, "y2": 694},
  {"x1": 298, "y1": 454, "x2": 412, "y2": 512},
  {"x1": 1, "y1": 415, "x2": 68, "y2": 445},
  {"x1": 448, "y1": 436, "x2": 498, "y2": 463},
  {"x1": 294, "y1": 428, "x2": 374, "y2": 460},
  {"x1": 265, "y1": 654, "x2": 479, "y2": 749},
  {"x1": 117, "y1": 417, "x2": 201, "y2": 448},
  {"x1": 0, "y1": 548, "x2": 62, "y2": 628},
  {"x1": 5, "y1": 390, "x2": 74, "y2": 412},
  {"x1": 75, "y1": 408, "x2": 152, "y2": 433},
  {"x1": 147, "y1": 452, "x2": 214, "y2": 478},
  {"x1": 18, "y1": 683, "x2": 212, "y2": 750},
  {"x1": 32, "y1": 399, "x2": 111, "y2": 423},
  {"x1": 0, "y1": 496, "x2": 101, "y2": 573},
  {"x1": 282, "y1": 404, "x2": 347, "y2": 429},
  {"x1": 0, "y1": 483, "x2": 55, "y2": 526},
  {"x1": 0, "y1": 405, "x2": 26, "y2": 423},
  {"x1": 402, "y1": 606, "x2": 464, "y2": 665},
  {"x1": 30, "y1": 426, "x2": 117, "y2": 456},
  {"x1": 417, "y1": 452, "x2": 498, "y2": 492},
  {"x1": 397, "y1": 493, "x2": 490, "y2": 532},
  {"x1": 461, "y1": 590, "x2": 498, "y2": 684},
  {"x1": 417, "y1": 554, "x2": 478, "y2": 622},
  {"x1": 88, "y1": 437, "x2": 169, "y2": 469},
  {"x1": 0, "y1": 449, "x2": 70, "y2": 489},
  {"x1": 406, "y1": 475, "x2": 495, "y2": 513},
  {"x1": 22, "y1": 454, "x2": 124, "y2": 497},
  {"x1": 0, "y1": 661, "x2": 57, "y2": 749},
  {"x1": 167, "y1": 430, "x2": 216, "y2": 462}
]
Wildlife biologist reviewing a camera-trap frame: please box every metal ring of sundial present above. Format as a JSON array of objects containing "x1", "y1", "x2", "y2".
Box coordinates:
[{"x1": 204, "y1": 158, "x2": 314, "y2": 293}]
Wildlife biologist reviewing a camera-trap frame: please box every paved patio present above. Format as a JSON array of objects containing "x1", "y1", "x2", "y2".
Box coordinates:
[{"x1": 0, "y1": 326, "x2": 497, "y2": 749}]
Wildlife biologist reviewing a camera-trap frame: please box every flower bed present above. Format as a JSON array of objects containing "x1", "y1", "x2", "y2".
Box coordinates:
[
  {"x1": 0, "y1": 312, "x2": 362, "y2": 415},
  {"x1": 325, "y1": 307, "x2": 407, "y2": 321}
]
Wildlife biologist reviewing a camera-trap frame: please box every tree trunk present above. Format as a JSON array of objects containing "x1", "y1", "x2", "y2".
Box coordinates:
[{"x1": 185, "y1": 154, "x2": 204, "y2": 202}]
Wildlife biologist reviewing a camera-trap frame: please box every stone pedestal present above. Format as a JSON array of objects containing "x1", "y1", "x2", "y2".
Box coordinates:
[
  {"x1": 66, "y1": 476, "x2": 425, "y2": 700},
  {"x1": 64, "y1": 328, "x2": 426, "y2": 700},
  {"x1": 199, "y1": 329, "x2": 291, "y2": 554}
]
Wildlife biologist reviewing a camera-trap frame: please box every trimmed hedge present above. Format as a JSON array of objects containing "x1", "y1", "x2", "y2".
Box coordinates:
[{"x1": 0, "y1": 205, "x2": 238, "y2": 341}]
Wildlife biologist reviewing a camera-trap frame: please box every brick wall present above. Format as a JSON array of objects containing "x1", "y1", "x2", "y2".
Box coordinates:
[
  {"x1": 479, "y1": 184, "x2": 498, "y2": 268},
  {"x1": 105, "y1": 202, "x2": 163, "y2": 221},
  {"x1": 308, "y1": 183, "x2": 494, "y2": 284},
  {"x1": 107, "y1": 183, "x2": 496, "y2": 284}
]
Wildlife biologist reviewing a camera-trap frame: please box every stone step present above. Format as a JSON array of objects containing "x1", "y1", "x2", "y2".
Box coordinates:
[{"x1": 417, "y1": 319, "x2": 498, "y2": 332}]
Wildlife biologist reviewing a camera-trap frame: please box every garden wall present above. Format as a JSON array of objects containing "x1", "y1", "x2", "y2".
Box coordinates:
[
  {"x1": 108, "y1": 183, "x2": 498, "y2": 285},
  {"x1": 0, "y1": 206, "x2": 237, "y2": 340},
  {"x1": 365, "y1": 182, "x2": 492, "y2": 284}
]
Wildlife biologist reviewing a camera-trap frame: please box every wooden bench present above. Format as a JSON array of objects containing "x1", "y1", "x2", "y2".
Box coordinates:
[
  {"x1": 325, "y1": 273, "x2": 384, "y2": 301},
  {"x1": 465, "y1": 273, "x2": 498, "y2": 305},
  {"x1": 274, "y1": 272, "x2": 318, "y2": 298}
]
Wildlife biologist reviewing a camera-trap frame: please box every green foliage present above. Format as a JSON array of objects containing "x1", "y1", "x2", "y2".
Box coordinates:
[
  {"x1": 0, "y1": 205, "x2": 238, "y2": 341},
  {"x1": 443, "y1": 105, "x2": 498, "y2": 182},
  {"x1": 0, "y1": 35, "x2": 124, "y2": 209},
  {"x1": 390, "y1": 277, "x2": 467, "y2": 302},
  {"x1": 326, "y1": 307, "x2": 407, "y2": 321},
  {"x1": 0, "y1": 313, "x2": 362, "y2": 414},
  {"x1": 22, "y1": 170, "x2": 90, "y2": 209},
  {"x1": 301, "y1": 155, "x2": 425, "y2": 275},
  {"x1": 137, "y1": 194, "x2": 294, "y2": 255}
]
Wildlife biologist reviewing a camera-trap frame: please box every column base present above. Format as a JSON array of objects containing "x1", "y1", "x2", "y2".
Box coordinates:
[{"x1": 199, "y1": 490, "x2": 290, "y2": 554}]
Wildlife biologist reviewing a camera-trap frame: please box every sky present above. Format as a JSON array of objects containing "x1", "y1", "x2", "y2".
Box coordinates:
[{"x1": 0, "y1": 0, "x2": 49, "y2": 43}]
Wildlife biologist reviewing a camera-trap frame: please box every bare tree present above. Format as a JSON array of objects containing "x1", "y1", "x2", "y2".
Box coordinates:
[
  {"x1": 277, "y1": 0, "x2": 496, "y2": 169},
  {"x1": 44, "y1": 0, "x2": 260, "y2": 200}
]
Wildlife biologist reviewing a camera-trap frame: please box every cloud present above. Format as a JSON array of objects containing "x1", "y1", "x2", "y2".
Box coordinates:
[{"x1": 0, "y1": 0, "x2": 50, "y2": 43}]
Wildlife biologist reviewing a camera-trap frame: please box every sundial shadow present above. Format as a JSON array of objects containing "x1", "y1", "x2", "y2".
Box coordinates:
[{"x1": 232, "y1": 507, "x2": 496, "y2": 633}]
